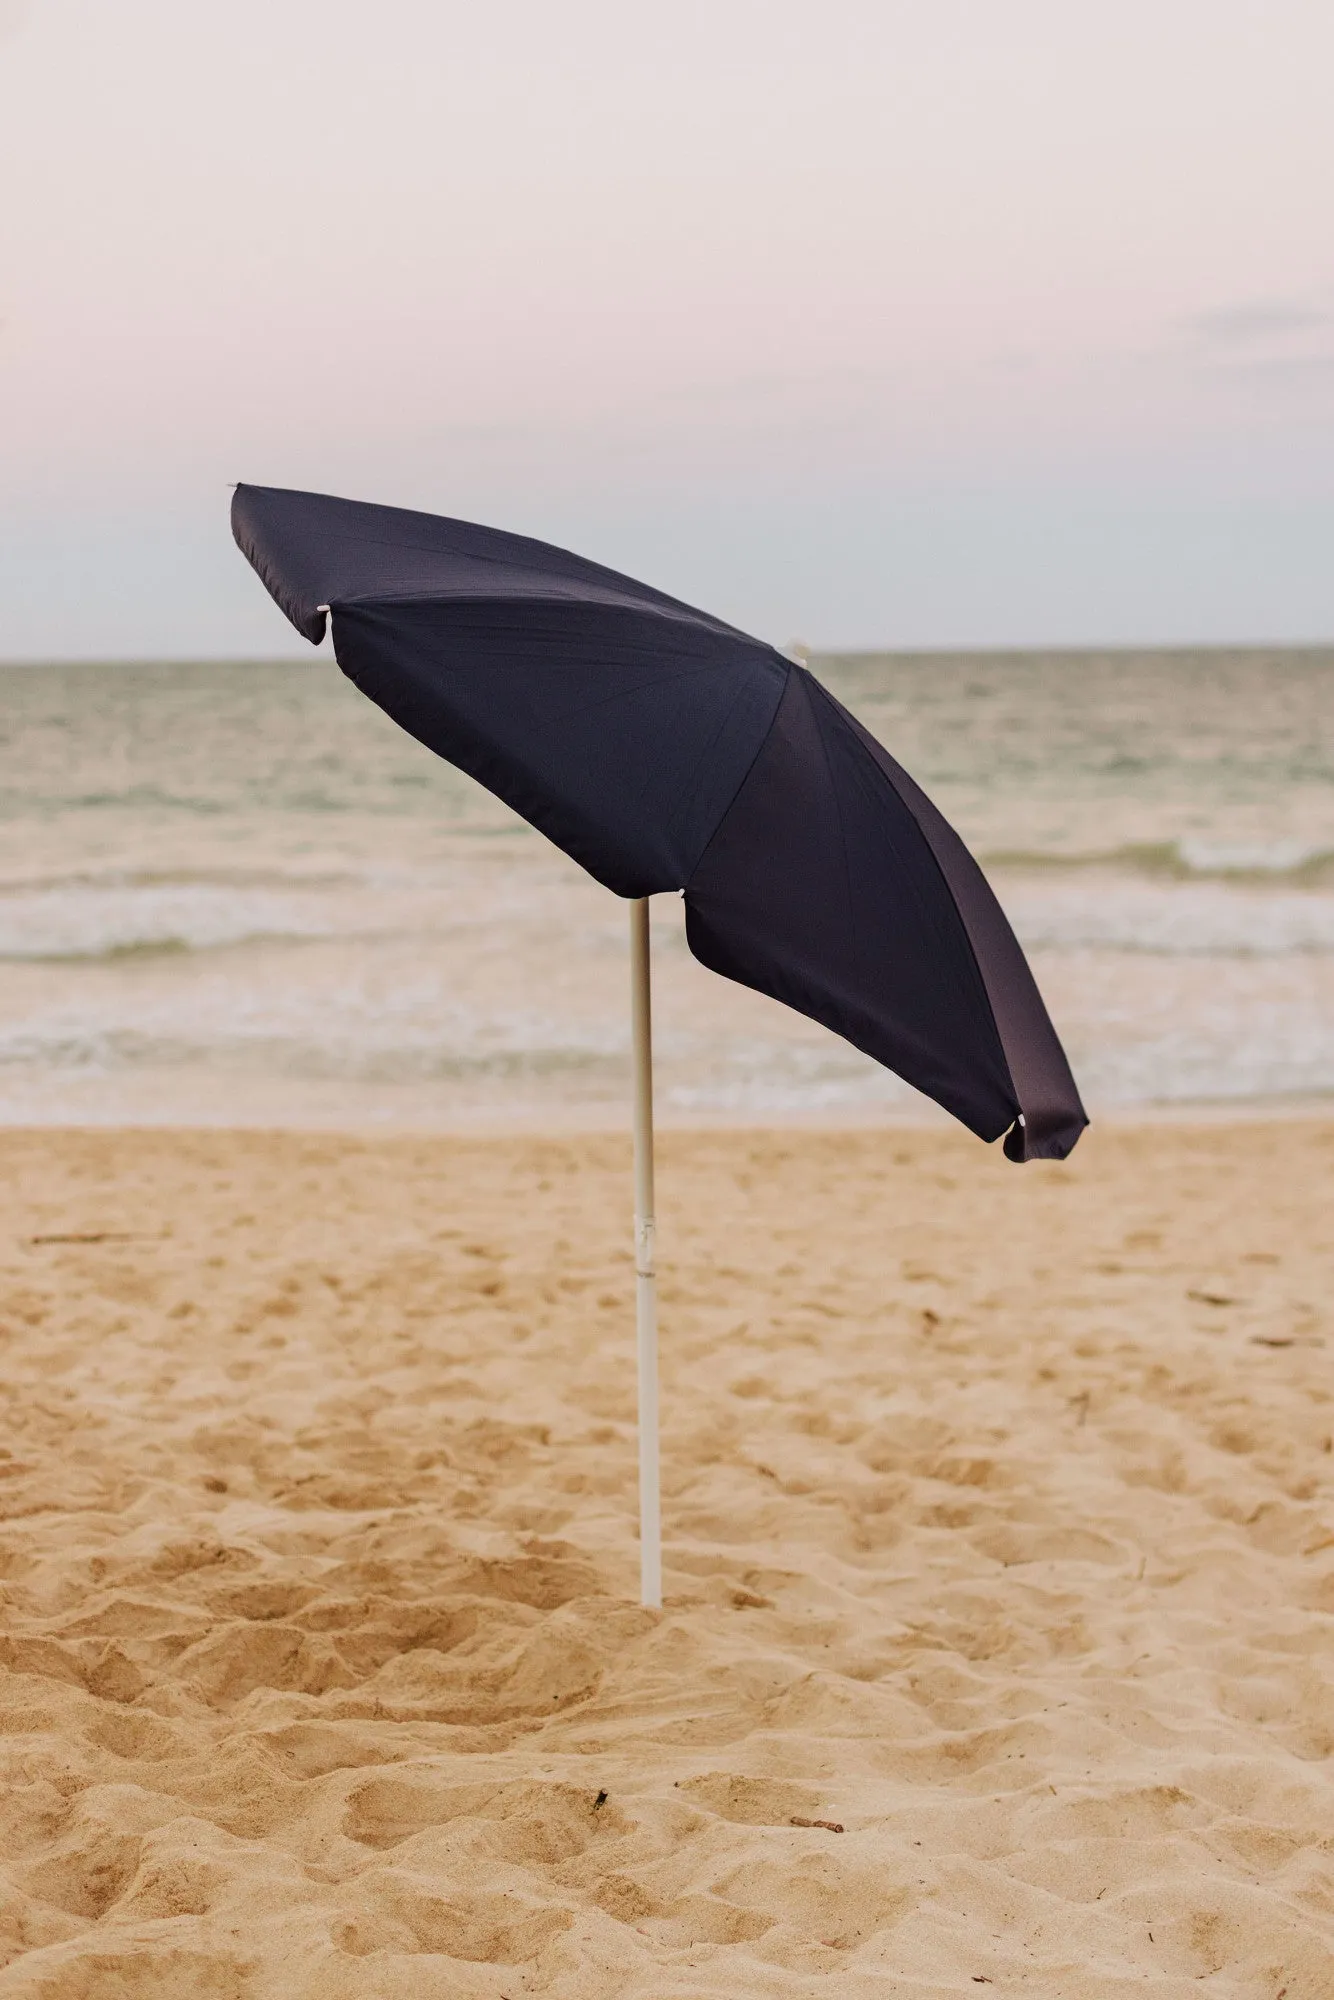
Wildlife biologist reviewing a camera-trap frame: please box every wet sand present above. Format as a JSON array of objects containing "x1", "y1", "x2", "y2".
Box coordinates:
[{"x1": 1, "y1": 1120, "x2": 1332, "y2": 1996}]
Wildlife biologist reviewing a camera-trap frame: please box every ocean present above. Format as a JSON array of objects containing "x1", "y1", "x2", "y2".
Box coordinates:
[{"x1": 2, "y1": 649, "x2": 1331, "y2": 1129}]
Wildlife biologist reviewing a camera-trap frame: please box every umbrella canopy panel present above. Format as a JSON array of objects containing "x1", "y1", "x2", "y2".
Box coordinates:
[
  {"x1": 232, "y1": 484, "x2": 1087, "y2": 1161},
  {"x1": 332, "y1": 598, "x2": 787, "y2": 900}
]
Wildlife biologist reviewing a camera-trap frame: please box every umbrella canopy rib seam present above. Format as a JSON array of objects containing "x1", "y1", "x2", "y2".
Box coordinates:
[
  {"x1": 804, "y1": 672, "x2": 866, "y2": 997},
  {"x1": 330, "y1": 589, "x2": 748, "y2": 643},
  {"x1": 682, "y1": 659, "x2": 793, "y2": 891},
  {"x1": 660, "y1": 668, "x2": 787, "y2": 876},
  {"x1": 803, "y1": 673, "x2": 1019, "y2": 1126}
]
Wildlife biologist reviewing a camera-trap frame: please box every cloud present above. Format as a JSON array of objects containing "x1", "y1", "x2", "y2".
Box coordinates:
[
  {"x1": 1177, "y1": 295, "x2": 1334, "y2": 395},
  {"x1": 1187, "y1": 298, "x2": 1332, "y2": 350},
  {"x1": 1207, "y1": 352, "x2": 1334, "y2": 388}
]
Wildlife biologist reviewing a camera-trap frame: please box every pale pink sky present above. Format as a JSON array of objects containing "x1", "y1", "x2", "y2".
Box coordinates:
[{"x1": 1, "y1": 0, "x2": 1332, "y2": 655}]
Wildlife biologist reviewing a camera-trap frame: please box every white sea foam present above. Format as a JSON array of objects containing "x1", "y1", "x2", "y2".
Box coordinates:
[
  {"x1": 999, "y1": 879, "x2": 1334, "y2": 958},
  {"x1": 0, "y1": 882, "x2": 349, "y2": 960},
  {"x1": 1174, "y1": 836, "x2": 1332, "y2": 877}
]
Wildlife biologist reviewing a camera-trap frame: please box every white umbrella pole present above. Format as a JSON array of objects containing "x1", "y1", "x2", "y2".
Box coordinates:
[{"x1": 630, "y1": 896, "x2": 662, "y2": 1610}]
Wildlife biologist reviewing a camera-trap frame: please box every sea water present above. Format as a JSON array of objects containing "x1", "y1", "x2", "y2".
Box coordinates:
[{"x1": 1, "y1": 650, "x2": 1330, "y2": 1127}]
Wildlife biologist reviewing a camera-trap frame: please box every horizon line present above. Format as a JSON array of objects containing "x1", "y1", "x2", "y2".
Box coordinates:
[{"x1": 4, "y1": 636, "x2": 1334, "y2": 671}]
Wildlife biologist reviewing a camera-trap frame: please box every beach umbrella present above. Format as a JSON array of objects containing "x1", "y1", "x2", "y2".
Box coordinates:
[{"x1": 231, "y1": 483, "x2": 1087, "y2": 1607}]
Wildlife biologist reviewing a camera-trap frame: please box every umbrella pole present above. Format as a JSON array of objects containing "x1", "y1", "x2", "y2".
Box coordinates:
[{"x1": 630, "y1": 896, "x2": 662, "y2": 1610}]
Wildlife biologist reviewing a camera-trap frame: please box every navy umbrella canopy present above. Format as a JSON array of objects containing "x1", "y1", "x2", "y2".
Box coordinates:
[{"x1": 232, "y1": 483, "x2": 1086, "y2": 1163}]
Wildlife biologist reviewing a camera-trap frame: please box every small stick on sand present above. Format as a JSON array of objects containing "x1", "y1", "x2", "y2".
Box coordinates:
[
  {"x1": 790, "y1": 1816, "x2": 844, "y2": 1833},
  {"x1": 29, "y1": 1231, "x2": 144, "y2": 1245}
]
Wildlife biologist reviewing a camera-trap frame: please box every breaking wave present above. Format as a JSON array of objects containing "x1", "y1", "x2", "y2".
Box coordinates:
[
  {"x1": 0, "y1": 880, "x2": 363, "y2": 962},
  {"x1": 983, "y1": 840, "x2": 1334, "y2": 886}
]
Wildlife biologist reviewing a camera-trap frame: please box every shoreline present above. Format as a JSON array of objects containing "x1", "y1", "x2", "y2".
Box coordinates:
[{"x1": 3, "y1": 1092, "x2": 1333, "y2": 1138}]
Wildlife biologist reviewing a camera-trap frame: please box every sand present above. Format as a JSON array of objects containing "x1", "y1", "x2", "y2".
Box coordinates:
[{"x1": 1, "y1": 1120, "x2": 1332, "y2": 1998}]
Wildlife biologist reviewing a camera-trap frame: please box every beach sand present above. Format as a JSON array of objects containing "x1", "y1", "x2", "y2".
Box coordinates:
[{"x1": 1, "y1": 1120, "x2": 1332, "y2": 1997}]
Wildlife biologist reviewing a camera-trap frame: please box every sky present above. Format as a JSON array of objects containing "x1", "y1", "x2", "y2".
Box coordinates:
[{"x1": 1, "y1": 0, "x2": 1332, "y2": 657}]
